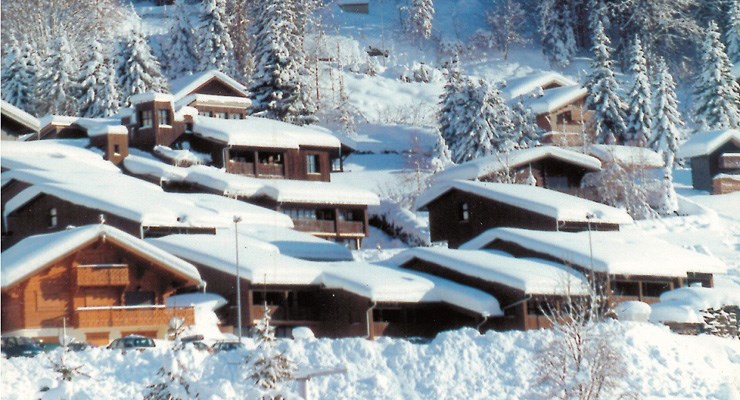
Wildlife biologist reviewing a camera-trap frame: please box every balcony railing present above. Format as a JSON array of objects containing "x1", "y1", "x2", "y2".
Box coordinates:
[
  {"x1": 228, "y1": 160, "x2": 255, "y2": 176},
  {"x1": 292, "y1": 219, "x2": 336, "y2": 233},
  {"x1": 76, "y1": 264, "x2": 130, "y2": 287},
  {"x1": 337, "y1": 220, "x2": 365, "y2": 235},
  {"x1": 250, "y1": 305, "x2": 317, "y2": 322},
  {"x1": 256, "y1": 163, "x2": 285, "y2": 178},
  {"x1": 75, "y1": 305, "x2": 195, "y2": 328}
]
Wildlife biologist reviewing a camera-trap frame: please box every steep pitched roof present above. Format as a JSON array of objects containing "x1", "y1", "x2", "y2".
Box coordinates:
[
  {"x1": 459, "y1": 228, "x2": 727, "y2": 277},
  {"x1": 502, "y1": 72, "x2": 578, "y2": 100},
  {"x1": 677, "y1": 129, "x2": 740, "y2": 159},
  {"x1": 1, "y1": 224, "x2": 203, "y2": 289},
  {"x1": 1, "y1": 100, "x2": 40, "y2": 132},
  {"x1": 416, "y1": 180, "x2": 634, "y2": 225},
  {"x1": 433, "y1": 146, "x2": 601, "y2": 183},
  {"x1": 169, "y1": 70, "x2": 249, "y2": 101}
]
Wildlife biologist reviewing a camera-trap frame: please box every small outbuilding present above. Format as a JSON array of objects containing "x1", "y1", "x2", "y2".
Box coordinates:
[{"x1": 677, "y1": 129, "x2": 740, "y2": 194}]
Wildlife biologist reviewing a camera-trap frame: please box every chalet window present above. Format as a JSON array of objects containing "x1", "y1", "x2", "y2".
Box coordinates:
[
  {"x1": 228, "y1": 113, "x2": 241, "y2": 119},
  {"x1": 158, "y1": 109, "x2": 171, "y2": 126},
  {"x1": 642, "y1": 282, "x2": 671, "y2": 298},
  {"x1": 48, "y1": 208, "x2": 58, "y2": 228},
  {"x1": 338, "y1": 210, "x2": 360, "y2": 221},
  {"x1": 140, "y1": 110, "x2": 153, "y2": 128},
  {"x1": 459, "y1": 202, "x2": 470, "y2": 222},
  {"x1": 545, "y1": 175, "x2": 569, "y2": 189},
  {"x1": 556, "y1": 111, "x2": 573, "y2": 124},
  {"x1": 198, "y1": 111, "x2": 212, "y2": 117},
  {"x1": 527, "y1": 300, "x2": 548, "y2": 316},
  {"x1": 253, "y1": 291, "x2": 284, "y2": 306},
  {"x1": 185, "y1": 123, "x2": 193, "y2": 134},
  {"x1": 331, "y1": 157, "x2": 342, "y2": 172},
  {"x1": 259, "y1": 151, "x2": 283, "y2": 164},
  {"x1": 113, "y1": 144, "x2": 121, "y2": 156},
  {"x1": 306, "y1": 154, "x2": 320, "y2": 174},
  {"x1": 610, "y1": 280, "x2": 640, "y2": 297},
  {"x1": 124, "y1": 291, "x2": 154, "y2": 306},
  {"x1": 215, "y1": 112, "x2": 227, "y2": 119},
  {"x1": 316, "y1": 209, "x2": 334, "y2": 221}
]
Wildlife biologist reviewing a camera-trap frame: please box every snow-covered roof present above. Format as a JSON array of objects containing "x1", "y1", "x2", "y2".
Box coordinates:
[
  {"x1": 193, "y1": 115, "x2": 341, "y2": 149},
  {"x1": 130, "y1": 92, "x2": 174, "y2": 104},
  {"x1": 433, "y1": 146, "x2": 601, "y2": 183},
  {"x1": 502, "y1": 72, "x2": 577, "y2": 100},
  {"x1": 176, "y1": 94, "x2": 251, "y2": 110},
  {"x1": 588, "y1": 144, "x2": 665, "y2": 168},
  {"x1": 148, "y1": 233, "x2": 501, "y2": 315},
  {"x1": 387, "y1": 247, "x2": 590, "y2": 296},
  {"x1": 677, "y1": 129, "x2": 740, "y2": 159},
  {"x1": 123, "y1": 153, "x2": 194, "y2": 182},
  {"x1": 524, "y1": 85, "x2": 587, "y2": 114},
  {"x1": 169, "y1": 70, "x2": 248, "y2": 101},
  {"x1": 185, "y1": 165, "x2": 380, "y2": 206},
  {"x1": 416, "y1": 180, "x2": 633, "y2": 225},
  {"x1": 165, "y1": 293, "x2": 227, "y2": 310},
  {"x1": 1, "y1": 140, "x2": 121, "y2": 173},
  {"x1": 180, "y1": 193, "x2": 294, "y2": 228},
  {"x1": 240, "y1": 224, "x2": 353, "y2": 261},
  {"x1": 1, "y1": 100, "x2": 40, "y2": 132},
  {"x1": 38, "y1": 115, "x2": 78, "y2": 129},
  {"x1": 73, "y1": 118, "x2": 128, "y2": 137},
  {"x1": 650, "y1": 287, "x2": 740, "y2": 324},
  {"x1": 1, "y1": 224, "x2": 203, "y2": 289},
  {"x1": 460, "y1": 228, "x2": 727, "y2": 277}
]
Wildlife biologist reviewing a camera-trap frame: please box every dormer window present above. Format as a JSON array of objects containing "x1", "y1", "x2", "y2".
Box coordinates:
[
  {"x1": 158, "y1": 109, "x2": 171, "y2": 126},
  {"x1": 140, "y1": 110, "x2": 153, "y2": 128}
]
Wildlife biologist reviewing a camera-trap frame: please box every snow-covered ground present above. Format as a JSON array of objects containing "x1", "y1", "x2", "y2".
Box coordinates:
[{"x1": 3, "y1": 323, "x2": 739, "y2": 400}]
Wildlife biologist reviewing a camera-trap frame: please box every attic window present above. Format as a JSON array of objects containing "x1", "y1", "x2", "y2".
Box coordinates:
[
  {"x1": 459, "y1": 202, "x2": 470, "y2": 222},
  {"x1": 158, "y1": 109, "x2": 171, "y2": 126},
  {"x1": 48, "y1": 208, "x2": 58, "y2": 228},
  {"x1": 140, "y1": 110, "x2": 153, "y2": 128}
]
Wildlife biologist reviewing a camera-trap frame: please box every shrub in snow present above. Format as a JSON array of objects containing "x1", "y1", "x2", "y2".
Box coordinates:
[
  {"x1": 586, "y1": 21, "x2": 627, "y2": 145},
  {"x1": 692, "y1": 21, "x2": 740, "y2": 130},
  {"x1": 581, "y1": 159, "x2": 657, "y2": 220},
  {"x1": 399, "y1": 63, "x2": 443, "y2": 84},
  {"x1": 369, "y1": 200, "x2": 431, "y2": 247},
  {"x1": 437, "y1": 38, "x2": 466, "y2": 60},
  {"x1": 291, "y1": 327, "x2": 315, "y2": 340},
  {"x1": 245, "y1": 304, "x2": 296, "y2": 399},
  {"x1": 144, "y1": 343, "x2": 201, "y2": 400}
]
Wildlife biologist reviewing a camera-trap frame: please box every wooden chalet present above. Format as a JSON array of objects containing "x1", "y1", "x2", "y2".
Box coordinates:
[
  {"x1": 503, "y1": 72, "x2": 593, "y2": 143},
  {"x1": 1, "y1": 224, "x2": 203, "y2": 345},
  {"x1": 149, "y1": 234, "x2": 502, "y2": 338},
  {"x1": 1, "y1": 100, "x2": 39, "y2": 139},
  {"x1": 416, "y1": 180, "x2": 633, "y2": 249},
  {"x1": 432, "y1": 146, "x2": 602, "y2": 196},
  {"x1": 459, "y1": 228, "x2": 727, "y2": 307},
  {"x1": 388, "y1": 247, "x2": 590, "y2": 331},
  {"x1": 677, "y1": 129, "x2": 740, "y2": 195}
]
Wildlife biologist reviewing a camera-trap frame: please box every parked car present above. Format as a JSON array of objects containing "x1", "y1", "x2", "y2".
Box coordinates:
[
  {"x1": 1, "y1": 336, "x2": 45, "y2": 358},
  {"x1": 211, "y1": 341, "x2": 245, "y2": 352},
  {"x1": 65, "y1": 342, "x2": 92, "y2": 352},
  {"x1": 180, "y1": 335, "x2": 211, "y2": 352},
  {"x1": 107, "y1": 335, "x2": 156, "y2": 352}
]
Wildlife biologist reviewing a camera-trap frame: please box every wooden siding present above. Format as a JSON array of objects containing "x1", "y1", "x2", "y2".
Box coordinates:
[
  {"x1": 478, "y1": 157, "x2": 597, "y2": 192},
  {"x1": 1, "y1": 239, "x2": 198, "y2": 338},
  {"x1": 690, "y1": 141, "x2": 740, "y2": 193},
  {"x1": 713, "y1": 175, "x2": 740, "y2": 195},
  {"x1": 190, "y1": 78, "x2": 248, "y2": 98}
]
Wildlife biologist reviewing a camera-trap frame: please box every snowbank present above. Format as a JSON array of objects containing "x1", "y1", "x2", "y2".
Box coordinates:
[{"x1": 650, "y1": 287, "x2": 740, "y2": 324}]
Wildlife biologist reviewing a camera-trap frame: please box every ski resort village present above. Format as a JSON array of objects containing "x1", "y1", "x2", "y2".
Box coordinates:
[{"x1": 1, "y1": 0, "x2": 740, "y2": 399}]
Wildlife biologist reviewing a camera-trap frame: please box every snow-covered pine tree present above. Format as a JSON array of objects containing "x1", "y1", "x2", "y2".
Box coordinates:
[
  {"x1": 78, "y1": 40, "x2": 120, "y2": 118},
  {"x1": 144, "y1": 338, "x2": 200, "y2": 400},
  {"x1": 246, "y1": 304, "x2": 295, "y2": 397},
  {"x1": 727, "y1": 1, "x2": 740, "y2": 64},
  {"x1": 586, "y1": 21, "x2": 627, "y2": 144},
  {"x1": 430, "y1": 130, "x2": 454, "y2": 174},
  {"x1": 37, "y1": 36, "x2": 79, "y2": 116},
  {"x1": 649, "y1": 58, "x2": 684, "y2": 168},
  {"x1": 487, "y1": 0, "x2": 527, "y2": 60},
  {"x1": 117, "y1": 21, "x2": 169, "y2": 107},
  {"x1": 438, "y1": 60, "x2": 467, "y2": 153},
  {"x1": 692, "y1": 21, "x2": 740, "y2": 130},
  {"x1": 248, "y1": 0, "x2": 318, "y2": 125},
  {"x1": 1, "y1": 38, "x2": 39, "y2": 114},
  {"x1": 197, "y1": 0, "x2": 237, "y2": 76},
  {"x1": 586, "y1": 0, "x2": 609, "y2": 38},
  {"x1": 225, "y1": 0, "x2": 254, "y2": 82},
  {"x1": 625, "y1": 37, "x2": 652, "y2": 146},
  {"x1": 539, "y1": 0, "x2": 577, "y2": 68},
  {"x1": 656, "y1": 167, "x2": 679, "y2": 216},
  {"x1": 164, "y1": 0, "x2": 199, "y2": 79},
  {"x1": 407, "y1": 0, "x2": 435, "y2": 41},
  {"x1": 511, "y1": 99, "x2": 542, "y2": 148}
]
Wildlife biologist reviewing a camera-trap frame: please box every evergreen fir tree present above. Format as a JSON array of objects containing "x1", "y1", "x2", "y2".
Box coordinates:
[
  {"x1": 37, "y1": 36, "x2": 78, "y2": 116},
  {"x1": 117, "y1": 21, "x2": 169, "y2": 107},
  {"x1": 586, "y1": 21, "x2": 627, "y2": 144},
  {"x1": 725, "y1": 1, "x2": 740, "y2": 64},
  {"x1": 430, "y1": 130, "x2": 454, "y2": 174},
  {"x1": 692, "y1": 21, "x2": 740, "y2": 130},
  {"x1": 649, "y1": 58, "x2": 684, "y2": 168},
  {"x1": 656, "y1": 168, "x2": 679, "y2": 216},
  {"x1": 408, "y1": 0, "x2": 435, "y2": 41},
  {"x1": 248, "y1": 0, "x2": 317, "y2": 125},
  {"x1": 246, "y1": 304, "x2": 295, "y2": 397},
  {"x1": 511, "y1": 99, "x2": 542, "y2": 148},
  {"x1": 438, "y1": 60, "x2": 467, "y2": 152},
  {"x1": 165, "y1": 0, "x2": 199, "y2": 79},
  {"x1": 197, "y1": 0, "x2": 237, "y2": 76},
  {"x1": 225, "y1": 0, "x2": 254, "y2": 83},
  {"x1": 539, "y1": 0, "x2": 577, "y2": 68},
  {"x1": 625, "y1": 37, "x2": 652, "y2": 146},
  {"x1": 487, "y1": 0, "x2": 527, "y2": 60},
  {"x1": 1, "y1": 38, "x2": 38, "y2": 114},
  {"x1": 78, "y1": 40, "x2": 120, "y2": 118}
]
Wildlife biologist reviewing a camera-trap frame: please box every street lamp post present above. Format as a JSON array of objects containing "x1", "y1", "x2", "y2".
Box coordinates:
[{"x1": 233, "y1": 215, "x2": 243, "y2": 343}]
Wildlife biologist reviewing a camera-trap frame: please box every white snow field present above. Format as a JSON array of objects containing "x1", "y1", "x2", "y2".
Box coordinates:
[{"x1": 2, "y1": 323, "x2": 739, "y2": 400}]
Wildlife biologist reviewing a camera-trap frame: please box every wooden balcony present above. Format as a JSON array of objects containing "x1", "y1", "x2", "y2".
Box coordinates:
[
  {"x1": 75, "y1": 305, "x2": 195, "y2": 328},
  {"x1": 293, "y1": 219, "x2": 336, "y2": 233},
  {"x1": 228, "y1": 160, "x2": 255, "y2": 176},
  {"x1": 256, "y1": 163, "x2": 285, "y2": 178},
  {"x1": 250, "y1": 305, "x2": 317, "y2": 323},
  {"x1": 719, "y1": 153, "x2": 740, "y2": 169},
  {"x1": 75, "y1": 264, "x2": 130, "y2": 287},
  {"x1": 337, "y1": 220, "x2": 365, "y2": 235}
]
